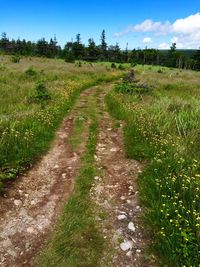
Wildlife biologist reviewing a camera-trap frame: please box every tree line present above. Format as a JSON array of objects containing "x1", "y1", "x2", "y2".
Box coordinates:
[{"x1": 0, "y1": 31, "x2": 200, "y2": 70}]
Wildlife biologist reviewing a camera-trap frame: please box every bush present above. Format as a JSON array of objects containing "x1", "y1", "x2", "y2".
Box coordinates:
[
  {"x1": 76, "y1": 61, "x2": 82, "y2": 67},
  {"x1": 130, "y1": 61, "x2": 137, "y2": 67},
  {"x1": 115, "y1": 82, "x2": 152, "y2": 95},
  {"x1": 65, "y1": 53, "x2": 75, "y2": 63},
  {"x1": 157, "y1": 69, "x2": 163, "y2": 73},
  {"x1": 27, "y1": 82, "x2": 51, "y2": 104},
  {"x1": 111, "y1": 63, "x2": 117, "y2": 69},
  {"x1": 25, "y1": 67, "x2": 37, "y2": 76},
  {"x1": 11, "y1": 56, "x2": 20, "y2": 63},
  {"x1": 118, "y1": 64, "x2": 125, "y2": 70}
]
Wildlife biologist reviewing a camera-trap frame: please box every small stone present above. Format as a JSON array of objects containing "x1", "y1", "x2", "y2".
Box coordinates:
[
  {"x1": 18, "y1": 190, "x2": 23, "y2": 194},
  {"x1": 117, "y1": 214, "x2": 127, "y2": 220},
  {"x1": 128, "y1": 222, "x2": 136, "y2": 232},
  {"x1": 120, "y1": 196, "x2": 126, "y2": 200},
  {"x1": 120, "y1": 240, "x2": 133, "y2": 251},
  {"x1": 110, "y1": 147, "x2": 117, "y2": 152},
  {"x1": 53, "y1": 164, "x2": 59, "y2": 169},
  {"x1": 94, "y1": 176, "x2": 100, "y2": 180},
  {"x1": 126, "y1": 251, "x2": 132, "y2": 257},
  {"x1": 25, "y1": 194, "x2": 29, "y2": 198},
  {"x1": 68, "y1": 166, "x2": 72, "y2": 170},
  {"x1": 14, "y1": 199, "x2": 22, "y2": 206},
  {"x1": 30, "y1": 200, "x2": 36, "y2": 205},
  {"x1": 62, "y1": 173, "x2": 67, "y2": 179},
  {"x1": 136, "y1": 249, "x2": 141, "y2": 253},
  {"x1": 136, "y1": 205, "x2": 140, "y2": 210},
  {"x1": 26, "y1": 227, "x2": 37, "y2": 234},
  {"x1": 7, "y1": 249, "x2": 17, "y2": 257},
  {"x1": 119, "y1": 210, "x2": 126, "y2": 214}
]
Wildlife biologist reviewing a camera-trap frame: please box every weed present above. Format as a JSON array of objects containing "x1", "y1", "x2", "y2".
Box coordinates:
[
  {"x1": 106, "y1": 67, "x2": 200, "y2": 266},
  {"x1": 11, "y1": 55, "x2": 20, "y2": 63}
]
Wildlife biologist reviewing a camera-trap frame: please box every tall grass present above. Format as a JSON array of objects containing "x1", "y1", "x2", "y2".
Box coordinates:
[
  {"x1": 0, "y1": 56, "x2": 123, "y2": 190},
  {"x1": 106, "y1": 67, "x2": 200, "y2": 266}
]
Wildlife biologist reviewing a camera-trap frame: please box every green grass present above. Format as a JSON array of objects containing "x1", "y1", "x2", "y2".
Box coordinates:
[
  {"x1": 0, "y1": 55, "x2": 123, "y2": 190},
  {"x1": 34, "y1": 86, "x2": 106, "y2": 267},
  {"x1": 35, "y1": 122, "x2": 103, "y2": 267},
  {"x1": 106, "y1": 67, "x2": 200, "y2": 266},
  {"x1": 69, "y1": 116, "x2": 86, "y2": 150}
]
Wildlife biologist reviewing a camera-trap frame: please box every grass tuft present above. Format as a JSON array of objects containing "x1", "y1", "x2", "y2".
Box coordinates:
[{"x1": 106, "y1": 67, "x2": 200, "y2": 266}]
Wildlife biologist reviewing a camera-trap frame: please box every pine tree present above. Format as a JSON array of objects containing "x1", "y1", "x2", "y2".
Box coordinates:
[
  {"x1": 0, "y1": 32, "x2": 9, "y2": 53},
  {"x1": 72, "y1": 34, "x2": 85, "y2": 60},
  {"x1": 87, "y1": 38, "x2": 99, "y2": 61},
  {"x1": 193, "y1": 49, "x2": 200, "y2": 70},
  {"x1": 100, "y1": 30, "x2": 107, "y2": 61}
]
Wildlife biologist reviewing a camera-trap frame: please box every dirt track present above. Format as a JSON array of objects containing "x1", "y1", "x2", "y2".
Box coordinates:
[{"x1": 0, "y1": 83, "x2": 152, "y2": 266}]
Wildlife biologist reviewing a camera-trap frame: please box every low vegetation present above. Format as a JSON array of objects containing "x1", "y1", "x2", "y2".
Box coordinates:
[
  {"x1": 106, "y1": 66, "x2": 200, "y2": 266},
  {"x1": 34, "y1": 86, "x2": 105, "y2": 267},
  {"x1": 0, "y1": 55, "x2": 123, "y2": 190}
]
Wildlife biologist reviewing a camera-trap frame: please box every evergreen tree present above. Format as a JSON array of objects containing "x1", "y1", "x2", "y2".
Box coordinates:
[
  {"x1": 86, "y1": 38, "x2": 99, "y2": 61},
  {"x1": 0, "y1": 32, "x2": 9, "y2": 53},
  {"x1": 72, "y1": 34, "x2": 85, "y2": 60},
  {"x1": 100, "y1": 30, "x2": 107, "y2": 61},
  {"x1": 167, "y1": 43, "x2": 177, "y2": 67},
  {"x1": 193, "y1": 49, "x2": 200, "y2": 70},
  {"x1": 36, "y1": 38, "x2": 49, "y2": 57},
  {"x1": 108, "y1": 43, "x2": 121, "y2": 62},
  {"x1": 48, "y1": 36, "x2": 60, "y2": 58}
]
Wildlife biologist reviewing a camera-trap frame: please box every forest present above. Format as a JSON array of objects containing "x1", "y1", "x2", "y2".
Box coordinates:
[{"x1": 1, "y1": 30, "x2": 200, "y2": 70}]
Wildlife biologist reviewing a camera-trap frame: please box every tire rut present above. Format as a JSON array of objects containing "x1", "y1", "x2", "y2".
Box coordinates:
[
  {"x1": 0, "y1": 87, "x2": 98, "y2": 267},
  {"x1": 90, "y1": 91, "x2": 154, "y2": 266}
]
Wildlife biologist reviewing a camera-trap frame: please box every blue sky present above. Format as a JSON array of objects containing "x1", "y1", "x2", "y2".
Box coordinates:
[{"x1": 1, "y1": 0, "x2": 200, "y2": 49}]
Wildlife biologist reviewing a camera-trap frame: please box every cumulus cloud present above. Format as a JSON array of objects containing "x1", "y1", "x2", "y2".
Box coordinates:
[
  {"x1": 114, "y1": 13, "x2": 200, "y2": 48},
  {"x1": 171, "y1": 13, "x2": 200, "y2": 49},
  {"x1": 172, "y1": 13, "x2": 200, "y2": 34},
  {"x1": 142, "y1": 37, "x2": 153, "y2": 44},
  {"x1": 134, "y1": 20, "x2": 171, "y2": 35},
  {"x1": 114, "y1": 20, "x2": 170, "y2": 37}
]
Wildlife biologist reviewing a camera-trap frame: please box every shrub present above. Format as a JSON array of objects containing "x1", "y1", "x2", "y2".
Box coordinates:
[
  {"x1": 27, "y1": 82, "x2": 51, "y2": 104},
  {"x1": 157, "y1": 69, "x2": 163, "y2": 73},
  {"x1": 118, "y1": 64, "x2": 125, "y2": 70},
  {"x1": 111, "y1": 63, "x2": 117, "y2": 69},
  {"x1": 115, "y1": 82, "x2": 152, "y2": 95},
  {"x1": 65, "y1": 53, "x2": 75, "y2": 63},
  {"x1": 130, "y1": 61, "x2": 137, "y2": 67},
  {"x1": 77, "y1": 61, "x2": 82, "y2": 67},
  {"x1": 11, "y1": 56, "x2": 20, "y2": 63},
  {"x1": 25, "y1": 67, "x2": 37, "y2": 76}
]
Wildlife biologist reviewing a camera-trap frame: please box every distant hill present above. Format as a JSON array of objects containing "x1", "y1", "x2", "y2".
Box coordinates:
[{"x1": 159, "y1": 49, "x2": 197, "y2": 57}]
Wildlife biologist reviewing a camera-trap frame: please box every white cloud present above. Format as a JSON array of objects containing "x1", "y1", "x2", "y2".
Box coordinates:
[
  {"x1": 114, "y1": 13, "x2": 200, "y2": 48},
  {"x1": 172, "y1": 13, "x2": 200, "y2": 34},
  {"x1": 171, "y1": 13, "x2": 200, "y2": 49},
  {"x1": 134, "y1": 19, "x2": 170, "y2": 35},
  {"x1": 143, "y1": 37, "x2": 153, "y2": 44},
  {"x1": 114, "y1": 20, "x2": 170, "y2": 37}
]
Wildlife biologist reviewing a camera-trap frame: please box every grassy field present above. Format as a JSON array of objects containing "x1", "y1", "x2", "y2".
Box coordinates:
[
  {"x1": 106, "y1": 65, "x2": 200, "y2": 266},
  {"x1": 0, "y1": 55, "x2": 123, "y2": 190}
]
